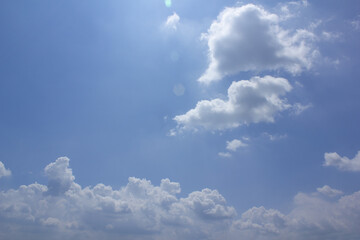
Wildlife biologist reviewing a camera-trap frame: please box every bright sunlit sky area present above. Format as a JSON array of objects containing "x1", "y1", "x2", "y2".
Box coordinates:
[{"x1": 1, "y1": 0, "x2": 360, "y2": 239}]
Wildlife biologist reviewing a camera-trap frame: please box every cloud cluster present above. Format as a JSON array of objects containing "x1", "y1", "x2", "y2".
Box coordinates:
[
  {"x1": 0, "y1": 161, "x2": 11, "y2": 178},
  {"x1": 1, "y1": 158, "x2": 360, "y2": 239},
  {"x1": 170, "y1": 3, "x2": 315, "y2": 134},
  {"x1": 199, "y1": 4, "x2": 317, "y2": 84},
  {"x1": 323, "y1": 150, "x2": 360, "y2": 172},
  {"x1": 174, "y1": 76, "x2": 292, "y2": 131},
  {"x1": 0, "y1": 157, "x2": 235, "y2": 240},
  {"x1": 232, "y1": 188, "x2": 360, "y2": 240}
]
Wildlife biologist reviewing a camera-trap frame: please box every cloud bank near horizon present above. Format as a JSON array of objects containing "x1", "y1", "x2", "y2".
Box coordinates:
[{"x1": 0, "y1": 157, "x2": 359, "y2": 240}]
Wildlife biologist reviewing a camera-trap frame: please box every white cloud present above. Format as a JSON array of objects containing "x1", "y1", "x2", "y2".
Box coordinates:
[
  {"x1": 226, "y1": 139, "x2": 247, "y2": 151},
  {"x1": 287, "y1": 190, "x2": 360, "y2": 236},
  {"x1": 167, "y1": 128, "x2": 178, "y2": 136},
  {"x1": 264, "y1": 132, "x2": 287, "y2": 141},
  {"x1": 350, "y1": 15, "x2": 360, "y2": 31},
  {"x1": 44, "y1": 157, "x2": 75, "y2": 196},
  {"x1": 218, "y1": 152, "x2": 232, "y2": 158},
  {"x1": 181, "y1": 188, "x2": 236, "y2": 219},
  {"x1": 321, "y1": 31, "x2": 341, "y2": 41},
  {"x1": 174, "y1": 76, "x2": 292, "y2": 131},
  {"x1": 317, "y1": 185, "x2": 343, "y2": 197},
  {"x1": 198, "y1": 4, "x2": 317, "y2": 84},
  {"x1": 0, "y1": 157, "x2": 360, "y2": 239},
  {"x1": 165, "y1": 12, "x2": 180, "y2": 30},
  {"x1": 0, "y1": 161, "x2": 11, "y2": 178},
  {"x1": 0, "y1": 157, "x2": 236, "y2": 240},
  {"x1": 234, "y1": 206, "x2": 287, "y2": 235},
  {"x1": 323, "y1": 150, "x2": 360, "y2": 172},
  {"x1": 351, "y1": 20, "x2": 360, "y2": 30},
  {"x1": 242, "y1": 136, "x2": 250, "y2": 141},
  {"x1": 278, "y1": 0, "x2": 309, "y2": 20},
  {"x1": 231, "y1": 189, "x2": 360, "y2": 240},
  {"x1": 291, "y1": 103, "x2": 312, "y2": 115}
]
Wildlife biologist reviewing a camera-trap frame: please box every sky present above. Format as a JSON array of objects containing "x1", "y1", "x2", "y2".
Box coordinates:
[{"x1": 0, "y1": 0, "x2": 360, "y2": 239}]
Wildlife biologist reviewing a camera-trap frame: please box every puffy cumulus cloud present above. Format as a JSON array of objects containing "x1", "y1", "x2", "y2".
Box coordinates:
[
  {"x1": 174, "y1": 76, "x2": 292, "y2": 131},
  {"x1": 182, "y1": 189, "x2": 236, "y2": 220},
  {"x1": 165, "y1": 12, "x2": 180, "y2": 30},
  {"x1": 0, "y1": 157, "x2": 236, "y2": 240},
  {"x1": 0, "y1": 161, "x2": 11, "y2": 178},
  {"x1": 231, "y1": 189, "x2": 360, "y2": 240},
  {"x1": 44, "y1": 157, "x2": 75, "y2": 196},
  {"x1": 226, "y1": 139, "x2": 247, "y2": 151},
  {"x1": 287, "y1": 191, "x2": 360, "y2": 237},
  {"x1": 316, "y1": 185, "x2": 343, "y2": 197},
  {"x1": 160, "y1": 178, "x2": 181, "y2": 195},
  {"x1": 234, "y1": 206, "x2": 287, "y2": 235},
  {"x1": 323, "y1": 150, "x2": 360, "y2": 172},
  {"x1": 199, "y1": 4, "x2": 317, "y2": 84},
  {"x1": 219, "y1": 139, "x2": 248, "y2": 158}
]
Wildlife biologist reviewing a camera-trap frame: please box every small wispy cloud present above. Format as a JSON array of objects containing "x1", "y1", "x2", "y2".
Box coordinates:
[
  {"x1": 165, "y1": 12, "x2": 180, "y2": 30},
  {"x1": 226, "y1": 139, "x2": 248, "y2": 152},
  {"x1": 317, "y1": 185, "x2": 343, "y2": 197},
  {"x1": 264, "y1": 132, "x2": 287, "y2": 141},
  {"x1": 218, "y1": 152, "x2": 232, "y2": 158},
  {"x1": 350, "y1": 15, "x2": 360, "y2": 31},
  {"x1": 292, "y1": 103, "x2": 312, "y2": 115}
]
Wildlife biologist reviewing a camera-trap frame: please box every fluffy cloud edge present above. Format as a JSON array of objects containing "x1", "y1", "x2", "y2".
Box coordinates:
[
  {"x1": 323, "y1": 150, "x2": 360, "y2": 172},
  {"x1": 317, "y1": 185, "x2": 343, "y2": 197},
  {"x1": 226, "y1": 139, "x2": 248, "y2": 151},
  {"x1": 0, "y1": 161, "x2": 11, "y2": 178}
]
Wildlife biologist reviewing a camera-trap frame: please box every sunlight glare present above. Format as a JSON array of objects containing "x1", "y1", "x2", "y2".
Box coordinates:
[{"x1": 165, "y1": 0, "x2": 172, "y2": 7}]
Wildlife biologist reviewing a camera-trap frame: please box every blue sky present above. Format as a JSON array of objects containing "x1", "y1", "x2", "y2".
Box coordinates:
[{"x1": 1, "y1": 0, "x2": 360, "y2": 239}]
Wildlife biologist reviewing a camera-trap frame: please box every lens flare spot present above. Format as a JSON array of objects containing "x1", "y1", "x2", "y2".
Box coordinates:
[
  {"x1": 173, "y1": 84, "x2": 185, "y2": 96},
  {"x1": 165, "y1": 0, "x2": 172, "y2": 7}
]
